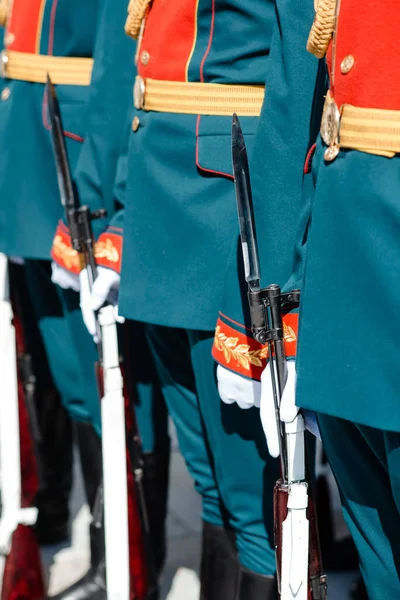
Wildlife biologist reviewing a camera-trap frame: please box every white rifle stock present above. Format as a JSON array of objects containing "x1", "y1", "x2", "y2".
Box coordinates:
[
  {"x1": 98, "y1": 306, "x2": 130, "y2": 600},
  {"x1": 264, "y1": 288, "x2": 310, "y2": 600},
  {"x1": 0, "y1": 254, "x2": 39, "y2": 589},
  {"x1": 280, "y1": 413, "x2": 309, "y2": 600}
]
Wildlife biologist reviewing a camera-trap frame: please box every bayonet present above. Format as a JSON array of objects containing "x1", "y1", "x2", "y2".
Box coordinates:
[{"x1": 232, "y1": 113, "x2": 261, "y2": 291}]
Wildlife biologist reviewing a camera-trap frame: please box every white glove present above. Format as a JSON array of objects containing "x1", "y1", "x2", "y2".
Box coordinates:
[
  {"x1": 260, "y1": 361, "x2": 320, "y2": 458},
  {"x1": 80, "y1": 267, "x2": 123, "y2": 340},
  {"x1": 51, "y1": 261, "x2": 80, "y2": 292},
  {"x1": 260, "y1": 361, "x2": 296, "y2": 457},
  {"x1": 217, "y1": 365, "x2": 261, "y2": 409}
]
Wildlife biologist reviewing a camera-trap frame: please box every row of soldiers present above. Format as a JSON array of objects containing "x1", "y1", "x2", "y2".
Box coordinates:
[{"x1": 0, "y1": 0, "x2": 398, "y2": 599}]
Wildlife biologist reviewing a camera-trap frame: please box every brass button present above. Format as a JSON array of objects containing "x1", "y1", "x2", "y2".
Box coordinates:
[
  {"x1": 140, "y1": 50, "x2": 150, "y2": 66},
  {"x1": 1, "y1": 87, "x2": 10, "y2": 101},
  {"x1": 134, "y1": 75, "x2": 145, "y2": 110},
  {"x1": 324, "y1": 144, "x2": 340, "y2": 162},
  {"x1": 340, "y1": 55, "x2": 355, "y2": 74},
  {"x1": 132, "y1": 116, "x2": 140, "y2": 132},
  {"x1": 0, "y1": 51, "x2": 9, "y2": 78},
  {"x1": 4, "y1": 32, "x2": 15, "y2": 46},
  {"x1": 320, "y1": 94, "x2": 340, "y2": 147}
]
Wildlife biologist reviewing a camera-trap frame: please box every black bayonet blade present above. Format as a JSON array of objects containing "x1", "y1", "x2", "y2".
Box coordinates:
[
  {"x1": 46, "y1": 77, "x2": 101, "y2": 342},
  {"x1": 232, "y1": 114, "x2": 261, "y2": 290},
  {"x1": 45, "y1": 76, "x2": 77, "y2": 213}
]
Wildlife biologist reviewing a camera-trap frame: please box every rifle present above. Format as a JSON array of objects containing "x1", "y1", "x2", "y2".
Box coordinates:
[
  {"x1": 45, "y1": 76, "x2": 157, "y2": 600},
  {"x1": 231, "y1": 115, "x2": 328, "y2": 600},
  {"x1": 0, "y1": 254, "x2": 45, "y2": 600}
]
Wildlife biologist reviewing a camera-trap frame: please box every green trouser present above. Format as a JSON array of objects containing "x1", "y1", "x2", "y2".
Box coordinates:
[
  {"x1": 12, "y1": 262, "x2": 61, "y2": 396},
  {"x1": 318, "y1": 414, "x2": 400, "y2": 600},
  {"x1": 24, "y1": 259, "x2": 100, "y2": 434},
  {"x1": 123, "y1": 320, "x2": 169, "y2": 454},
  {"x1": 145, "y1": 324, "x2": 279, "y2": 575},
  {"x1": 24, "y1": 259, "x2": 168, "y2": 451}
]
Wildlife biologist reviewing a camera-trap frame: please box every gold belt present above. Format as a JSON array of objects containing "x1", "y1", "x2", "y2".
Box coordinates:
[
  {"x1": 134, "y1": 76, "x2": 264, "y2": 117},
  {"x1": 340, "y1": 105, "x2": 400, "y2": 157},
  {"x1": 321, "y1": 92, "x2": 400, "y2": 160},
  {"x1": 0, "y1": 50, "x2": 93, "y2": 86}
]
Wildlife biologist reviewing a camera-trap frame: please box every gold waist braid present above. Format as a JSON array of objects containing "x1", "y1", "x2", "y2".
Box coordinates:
[
  {"x1": 339, "y1": 104, "x2": 400, "y2": 158},
  {"x1": 1, "y1": 50, "x2": 93, "y2": 86},
  {"x1": 137, "y1": 77, "x2": 265, "y2": 117}
]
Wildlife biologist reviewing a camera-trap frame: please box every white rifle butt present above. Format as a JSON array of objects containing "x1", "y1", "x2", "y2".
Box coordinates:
[
  {"x1": 98, "y1": 305, "x2": 130, "y2": 600},
  {"x1": 280, "y1": 414, "x2": 309, "y2": 600}
]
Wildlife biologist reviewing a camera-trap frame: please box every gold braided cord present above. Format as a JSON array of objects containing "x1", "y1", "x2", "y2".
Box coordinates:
[
  {"x1": 125, "y1": 0, "x2": 151, "y2": 40},
  {"x1": 307, "y1": 0, "x2": 337, "y2": 58},
  {"x1": 0, "y1": 0, "x2": 9, "y2": 27}
]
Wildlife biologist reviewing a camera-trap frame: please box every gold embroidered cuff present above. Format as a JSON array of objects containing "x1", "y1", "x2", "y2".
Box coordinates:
[
  {"x1": 307, "y1": 0, "x2": 337, "y2": 59},
  {"x1": 95, "y1": 233, "x2": 122, "y2": 273},
  {"x1": 51, "y1": 223, "x2": 85, "y2": 275},
  {"x1": 212, "y1": 314, "x2": 298, "y2": 381}
]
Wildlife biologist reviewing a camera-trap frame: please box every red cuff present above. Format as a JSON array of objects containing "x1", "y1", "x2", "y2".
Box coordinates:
[
  {"x1": 51, "y1": 221, "x2": 83, "y2": 275},
  {"x1": 95, "y1": 232, "x2": 122, "y2": 273},
  {"x1": 212, "y1": 313, "x2": 298, "y2": 381}
]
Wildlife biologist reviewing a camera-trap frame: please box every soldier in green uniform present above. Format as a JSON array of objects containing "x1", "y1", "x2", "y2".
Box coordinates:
[
  {"x1": 288, "y1": 3, "x2": 400, "y2": 598},
  {"x1": 214, "y1": 1, "x2": 400, "y2": 599},
  {"x1": 0, "y1": 1, "x2": 75, "y2": 549},
  {"x1": 50, "y1": 0, "x2": 171, "y2": 590},
  {"x1": 78, "y1": 1, "x2": 302, "y2": 597},
  {"x1": 0, "y1": 0, "x2": 169, "y2": 597}
]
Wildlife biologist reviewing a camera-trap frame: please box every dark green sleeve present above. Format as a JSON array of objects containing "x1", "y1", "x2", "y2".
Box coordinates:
[
  {"x1": 93, "y1": 116, "x2": 131, "y2": 274},
  {"x1": 212, "y1": 0, "x2": 323, "y2": 380},
  {"x1": 52, "y1": 0, "x2": 135, "y2": 272},
  {"x1": 72, "y1": 0, "x2": 136, "y2": 234}
]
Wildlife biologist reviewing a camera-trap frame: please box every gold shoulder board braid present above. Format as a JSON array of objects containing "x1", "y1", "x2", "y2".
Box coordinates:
[
  {"x1": 307, "y1": 0, "x2": 337, "y2": 58},
  {"x1": 125, "y1": 0, "x2": 151, "y2": 40},
  {"x1": 0, "y1": 0, "x2": 9, "y2": 28}
]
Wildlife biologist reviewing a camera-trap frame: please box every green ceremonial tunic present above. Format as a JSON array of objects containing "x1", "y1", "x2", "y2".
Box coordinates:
[
  {"x1": 293, "y1": 1, "x2": 400, "y2": 433},
  {"x1": 0, "y1": 0, "x2": 140, "y2": 435},
  {"x1": 283, "y1": 5, "x2": 400, "y2": 596},
  {"x1": 0, "y1": 0, "x2": 99, "y2": 259},
  {"x1": 296, "y1": 140, "x2": 400, "y2": 433},
  {"x1": 0, "y1": 0, "x2": 102, "y2": 429},
  {"x1": 115, "y1": 0, "x2": 274, "y2": 330}
]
